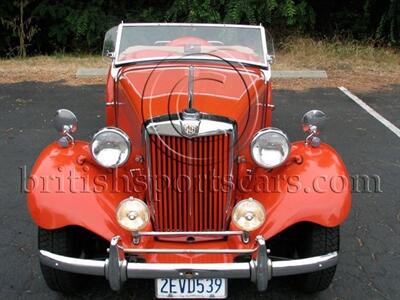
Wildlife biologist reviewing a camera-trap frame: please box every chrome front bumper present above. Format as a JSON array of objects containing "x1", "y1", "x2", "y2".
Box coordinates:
[{"x1": 39, "y1": 236, "x2": 338, "y2": 292}]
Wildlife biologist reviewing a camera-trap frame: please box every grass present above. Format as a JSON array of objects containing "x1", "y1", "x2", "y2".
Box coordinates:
[
  {"x1": 0, "y1": 55, "x2": 105, "y2": 84},
  {"x1": 1, "y1": 38, "x2": 400, "y2": 91},
  {"x1": 0, "y1": 54, "x2": 104, "y2": 67},
  {"x1": 274, "y1": 36, "x2": 400, "y2": 74},
  {"x1": 273, "y1": 37, "x2": 400, "y2": 91}
]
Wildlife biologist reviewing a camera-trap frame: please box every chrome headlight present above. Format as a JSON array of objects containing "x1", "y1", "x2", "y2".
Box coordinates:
[
  {"x1": 251, "y1": 128, "x2": 290, "y2": 168},
  {"x1": 116, "y1": 197, "x2": 150, "y2": 231},
  {"x1": 232, "y1": 198, "x2": 266, "y2": 231},
  {"x1": 90, "y1": 127, "x2": 131, "y2": 168}
]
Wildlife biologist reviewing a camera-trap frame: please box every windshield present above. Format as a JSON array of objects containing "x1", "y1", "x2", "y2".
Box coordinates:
[{"x1": 109, "y1": 23, "x2": 271, "y2": 67}]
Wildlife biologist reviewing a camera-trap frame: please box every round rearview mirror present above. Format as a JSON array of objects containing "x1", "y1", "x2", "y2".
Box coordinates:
[
  {"x1": 301, "y1": 110, "x2": 327, "y2": 133},
  {"x1": 54, "y1": 109, "x2": 78, "y2": 135}
]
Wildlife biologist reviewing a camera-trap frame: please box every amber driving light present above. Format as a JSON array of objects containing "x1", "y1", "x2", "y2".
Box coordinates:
[
  {"x1": 116, "y1": 197, "x2": 150, "y2": 231},
  {"x1": 232, "y1": 198, "x2": 266, "y2": 231}
]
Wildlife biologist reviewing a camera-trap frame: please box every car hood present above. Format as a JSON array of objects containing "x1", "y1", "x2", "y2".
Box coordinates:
[{"x1": 115, "y1": 63, "x2": 267, "y2": 143}]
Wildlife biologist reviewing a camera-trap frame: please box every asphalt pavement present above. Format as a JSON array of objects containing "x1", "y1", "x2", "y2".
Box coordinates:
[{"x1": 0, "y1": 81, "x2": 399, "y2": 299}]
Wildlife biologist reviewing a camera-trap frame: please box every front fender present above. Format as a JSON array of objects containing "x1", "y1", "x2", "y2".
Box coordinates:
[
  {"x1": 234, "y1": 141, "x2": 351, "y2": 240},
  {"x1": 27, "y1": 141, "x2": 134, "y2": 244},
  {"x1": 28, "y1": 141, "x2": 351, "y2": 248}
]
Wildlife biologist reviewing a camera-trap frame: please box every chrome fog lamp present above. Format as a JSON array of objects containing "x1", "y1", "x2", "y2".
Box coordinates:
[
  {"x1": 232, "y1": 198, "x2": 266, "y2": 231},
  {"x1": 116, "y1": 197, "x2": 150, "y2": 231},
  {"x1": 251, "y1": 128, "x2": 290, "y2": 169},
  {"x1": 90, "y1": 127, "x2": 130, "y2": 168}
]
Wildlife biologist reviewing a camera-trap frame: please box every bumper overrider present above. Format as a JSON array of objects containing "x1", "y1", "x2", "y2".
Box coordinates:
[{"x1": 39, "y1": 235, "x2": 338, "y2": 292}]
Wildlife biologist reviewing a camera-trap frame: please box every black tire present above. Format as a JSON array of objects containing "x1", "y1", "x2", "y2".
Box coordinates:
[
  {"x1": 38, "y1": 227, "x2": 90, "y2": 294},
  {"x1": 294, "y1": 224, "x2": 340, "y2": 293}
]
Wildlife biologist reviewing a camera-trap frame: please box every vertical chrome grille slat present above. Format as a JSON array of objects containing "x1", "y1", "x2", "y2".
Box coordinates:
[{"x1": 145, "y1": 117, "x2": 235, "y2": 232}]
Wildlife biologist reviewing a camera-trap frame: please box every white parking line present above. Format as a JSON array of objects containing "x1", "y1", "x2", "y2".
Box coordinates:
[{"x1": 339, "y1": 86, "x2": 400, "y2": 138}]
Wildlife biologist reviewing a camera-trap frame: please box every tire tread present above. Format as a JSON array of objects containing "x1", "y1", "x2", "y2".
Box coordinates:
[
  {"x1": 295, "y1": 224, "x2": 339, "y2": 293},
  {"x1": 38, "y1": 227, "x2": 86, "y2": 293}
]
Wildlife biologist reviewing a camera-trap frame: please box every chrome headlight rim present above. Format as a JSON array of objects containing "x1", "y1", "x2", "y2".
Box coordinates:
[
  {"x1": 90, "y1": 127, "x2": 131, "y2": 168},
  {"x1": 250, "y1": 127, "x2": 291, "y2": 169}
]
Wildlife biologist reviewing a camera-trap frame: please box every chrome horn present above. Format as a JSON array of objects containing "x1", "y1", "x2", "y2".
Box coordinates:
[
  {"x1": 301, "y1": 110, "x2": 327, "y2": 147},
  {"x1": 54, "y1": 109, "x2": 78, "y2": 147}
]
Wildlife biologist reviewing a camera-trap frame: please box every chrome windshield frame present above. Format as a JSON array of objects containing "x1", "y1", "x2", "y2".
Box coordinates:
[{"x1": 113, "y1": 22, "x2": 270, "y2": 69}]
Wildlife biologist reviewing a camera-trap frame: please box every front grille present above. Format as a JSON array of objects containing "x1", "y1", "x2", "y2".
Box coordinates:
[{"x1": 147, "y1": 133, "x2": 232, "y2": 231}]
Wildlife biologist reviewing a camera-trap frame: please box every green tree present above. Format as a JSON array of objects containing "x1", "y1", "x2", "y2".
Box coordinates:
[
  {"x1": 375, "y1": 0, "x2": 400, "y2": 44},
  {"x1": 0, "y1": 0, "x2": 399, "y2": 56},
  {"x1": 1, "y1": 0, "x2": 38, "y2": 57}
]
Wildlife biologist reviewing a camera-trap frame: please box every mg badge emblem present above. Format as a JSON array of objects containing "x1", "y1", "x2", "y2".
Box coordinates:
[{"x1": 181, "y1": 120, "x2": 200, "y2": 137}]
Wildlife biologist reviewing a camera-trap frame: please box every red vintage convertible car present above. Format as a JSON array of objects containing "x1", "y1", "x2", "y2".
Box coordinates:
[{"x1": 28, "y1": 23, "x2": 351, "y2": 298}]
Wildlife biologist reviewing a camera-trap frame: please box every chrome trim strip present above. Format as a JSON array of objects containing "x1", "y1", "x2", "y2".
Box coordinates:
[
  {"x1": 38, "y1": 235, "x2": 339, "y2": 292},
  {"x1": 136, "y1": 230, "x2": 243, "y2": 237},
  {"x1": 260, "y1": 25, "x2": 269, "y2": 61},
  {"x1": 146, "y1": 118, "x2": 234, "y2": 137},
  {"x1": 115, "y1": 57, "x2": 269, "y2": 70},
  {"x1": 123, "y1": 248, "x2": 257, "y2": 254},
  {"x1": 188, "y1": 65, "x2": 194, "y2": 109},
  {"x1": 111, "y1": 23, "x2": 124, "y2": 82},
  {"x1": 121, "y1": 23, "x2": 264, "y2": 29},
  {"x1": 145, "y1": 113, "x2": 235, "y2": 125},
  {"x1": 144, "y1": 130, "x2": 158, "y2": 228},
  {"x1": 114, "y1": 23, "x2": 123, "y2": 66},
  {"x1": 224, "y1": 119, "x2": 236, "y2": 227},
  {"x1": 127, "y1": 262, "x2": 250, "y2": 279}
]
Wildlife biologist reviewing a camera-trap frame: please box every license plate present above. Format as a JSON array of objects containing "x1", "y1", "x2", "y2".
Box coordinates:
[{"x1": 156, "y1": 278, "x2": 227, "y2": 298}]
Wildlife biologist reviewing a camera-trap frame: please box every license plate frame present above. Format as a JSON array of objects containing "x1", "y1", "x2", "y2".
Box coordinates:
[{"x1": 155, "y1": 278, "x2": 228, "y2": 298}]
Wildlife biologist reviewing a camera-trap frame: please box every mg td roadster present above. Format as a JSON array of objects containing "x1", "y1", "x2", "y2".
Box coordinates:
[{"x1": 28, "y1": 23, "x2": 351, "y2": 298}]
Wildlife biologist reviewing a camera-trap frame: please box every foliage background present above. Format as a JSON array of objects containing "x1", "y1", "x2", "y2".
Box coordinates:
[{"x1": 0, "y1": 0, "x2": 399, "y2": 57}]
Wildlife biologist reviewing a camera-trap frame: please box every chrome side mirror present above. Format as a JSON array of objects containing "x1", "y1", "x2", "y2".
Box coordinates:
[
  {"x1": 106, "y1": 50, "x2": 115, "y2": 59},
  {"x1": 266, "y1": 54, "x2": 275, "y2": 64},
  {"x1": 301, "y1": 110, "x2": 327, "y2": 147},
  {"x1": 54, "y1": 109, "x2": 78, "y2": 147}
]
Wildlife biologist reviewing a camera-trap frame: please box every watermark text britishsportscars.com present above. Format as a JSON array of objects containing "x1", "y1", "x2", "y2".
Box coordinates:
[{"x1": 19, "y1": 165, "x2": 382, "y2": 195}]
